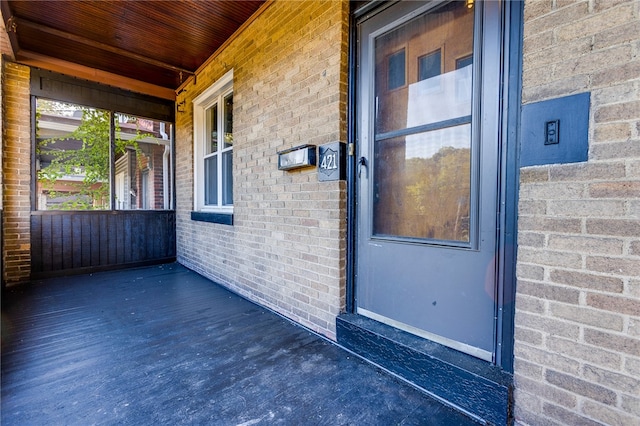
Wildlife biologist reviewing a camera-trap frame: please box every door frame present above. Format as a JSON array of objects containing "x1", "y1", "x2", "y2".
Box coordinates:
[{"x1": 345, "y1": 0, "x2": 523, "y2": 372}]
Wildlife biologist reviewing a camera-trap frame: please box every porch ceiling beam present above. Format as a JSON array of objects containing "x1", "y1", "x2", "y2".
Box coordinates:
[
  {"x1": 1, "y1": 2, "x2": 19, "y2": 59},
  {"x1": 12, "y1": 16, "x2": 195, "y2": 76},
  {"x1": 18, "y1": 50, "x2": 175, "y2": 100}
]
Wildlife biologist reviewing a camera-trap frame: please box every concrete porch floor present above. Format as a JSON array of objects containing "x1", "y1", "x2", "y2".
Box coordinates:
[{"x1": 2, "y1": 263, "x2": 479, "y2": 425}]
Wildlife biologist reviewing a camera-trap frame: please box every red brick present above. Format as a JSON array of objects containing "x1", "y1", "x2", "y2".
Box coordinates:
[{"x1": 2, "y1": 61, "x2": 31, "y2": 283}]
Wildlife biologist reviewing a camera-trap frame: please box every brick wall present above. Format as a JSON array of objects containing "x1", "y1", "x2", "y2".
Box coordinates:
[
  {"x1": 175, "y1": 0, "x2": 349, "y2": 339},
  {"x1": 515, "y1": 1, "x2": 640, "y2": 424},
  {"x1": 2, "y1": 61, "x2": 31, "y2": 284},
  {"x1": 1, "y1": 18, "x2": 14, "y2": 61}
]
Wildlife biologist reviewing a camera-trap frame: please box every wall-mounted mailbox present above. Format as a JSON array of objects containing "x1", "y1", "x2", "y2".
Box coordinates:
[
  {"x1": 318, "y1": 142, "x2": 346, "y2": 182},
  {"x1": 277, "y1": 144, "x2": 316, "y2": 171}
]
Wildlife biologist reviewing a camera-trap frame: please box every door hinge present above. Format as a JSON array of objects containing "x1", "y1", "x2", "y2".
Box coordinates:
[{"x1": 348, "y1": 143, "x2": 355, "y2": 156}]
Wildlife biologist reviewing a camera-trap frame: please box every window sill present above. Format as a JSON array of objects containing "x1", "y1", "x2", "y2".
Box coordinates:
[{"x1": 191, "y1": 211, "x2": 233, "y2": 225}]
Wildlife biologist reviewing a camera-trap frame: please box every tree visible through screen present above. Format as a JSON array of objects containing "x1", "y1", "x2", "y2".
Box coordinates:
[{"x1": 36, "y1": 100, "x2": 159, "y2": 210}]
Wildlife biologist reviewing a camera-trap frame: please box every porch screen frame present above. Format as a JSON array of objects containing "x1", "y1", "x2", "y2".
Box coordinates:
[
  {"x1": 30, "y1": 69, "x2": 175, "y2": 212},
  {"x1": 30, "y1": 69, "x2": 174, "y2": 122}
]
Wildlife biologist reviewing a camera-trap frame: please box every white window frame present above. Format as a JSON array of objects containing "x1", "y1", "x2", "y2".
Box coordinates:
[{"x1": 193, "y1": 69, "x2": 234, "y2": 213}]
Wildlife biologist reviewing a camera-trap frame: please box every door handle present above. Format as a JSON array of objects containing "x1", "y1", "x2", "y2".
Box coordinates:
[{"x1": 358, "y1": 156, "x2": 368, "y2": 178}]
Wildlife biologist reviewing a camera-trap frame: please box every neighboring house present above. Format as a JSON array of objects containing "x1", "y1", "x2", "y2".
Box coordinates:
[
  {"x1": 35, "y1": 112, "x2": 109, "y2": 210},
  {"x1": 1, "y1": 1, "x2": 639, "y2": 425},
  {"x1": 36, "y1": 112, "x2": 171, "y2": 211}
]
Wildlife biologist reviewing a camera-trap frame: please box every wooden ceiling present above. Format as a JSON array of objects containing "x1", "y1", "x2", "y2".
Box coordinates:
[{"x1": 1, "y1": 0, "x2": 267, "y2": 99}]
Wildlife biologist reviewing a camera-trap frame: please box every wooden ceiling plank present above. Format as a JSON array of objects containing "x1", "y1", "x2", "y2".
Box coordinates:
[
  {"x1": 15, "y1": 16, "x2": 194, "y2": 76},
  {"x1": 176, "y1": 0, "x2": 274, "y2": 94}
]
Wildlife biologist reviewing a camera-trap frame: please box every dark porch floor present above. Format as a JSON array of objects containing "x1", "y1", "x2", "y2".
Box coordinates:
[{"x1": 2, "y1": 263, "x2": 479, "y2": 425}]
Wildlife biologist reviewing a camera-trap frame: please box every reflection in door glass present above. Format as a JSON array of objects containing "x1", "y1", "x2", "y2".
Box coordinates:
[
  {"x1": 387, "y1": 49, "x2": 406, "y2": 90},
  {"x1": 375, "y1": 1, "x2": 473, "y2": 135},
  {"x1": 374, "y1": 127, "x2": 471, "y2": 242},
  {"x1": 372, "y1": 0, "x2": 474, "y2": 242},
  {"x1": 418, "y1": 49, "x2": 441, "y2": 82}
]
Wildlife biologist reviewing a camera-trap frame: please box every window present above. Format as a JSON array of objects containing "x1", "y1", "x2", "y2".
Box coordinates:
[
  {"x1": 456, "y1": 54, "x2": 473, "y2": 70},
  {"x1": 36, "y1": 102, "x2": 111, "y2": 210},
  {"x1": 455, "y1": 55, "x2": 474, "y2": 102},
  {"x1": 113, "y1": 112, "x2": 173, "y2": 210},
  {"x1": 418, "y1": 49, "x2": 442, "y2": 81},
  {"x1": 35, "y1": 99, "x2": 173, "y2": 211},
  {"x1": 387, "y1": 49, "x2": 406, "y2": 90},
  {"x1": 193, "y1": 69, "x2": 234, "y2": 215}
]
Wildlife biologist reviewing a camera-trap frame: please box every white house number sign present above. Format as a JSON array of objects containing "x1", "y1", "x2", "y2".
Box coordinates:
[{"x1": 320, "y1": 151, "x2": 338, "y2": 171}]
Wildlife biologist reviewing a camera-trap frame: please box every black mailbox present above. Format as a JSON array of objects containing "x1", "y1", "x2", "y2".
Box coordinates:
[{"x1": 277, "y1": 144, "x2": 316, "y2": 171}]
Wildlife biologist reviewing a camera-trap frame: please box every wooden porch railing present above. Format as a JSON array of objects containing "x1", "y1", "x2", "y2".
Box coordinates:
[{"x1": 31, "y1": 210, "x2": 176, "y2": 278}]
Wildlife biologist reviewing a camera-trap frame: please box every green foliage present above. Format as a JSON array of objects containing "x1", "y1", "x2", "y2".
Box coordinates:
[
  {"x1": 375, "y1": 146, "x2": 471, "y2": 241},
  {"x1": 37, "y1": 108, "x2": 150, "y2": 210},
  {"x1": 405, "y1": 147, "x2": 471, "y2": 241}
]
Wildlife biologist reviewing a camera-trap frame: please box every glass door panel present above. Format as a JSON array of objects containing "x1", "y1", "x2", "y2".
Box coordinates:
[
  {"x1": 374, "y1": 1, "x2": 474, "y2": 135},
  {"x1": 372, "y1": 1, "x2": 475, "y2": 244},
  {"x1": 373, "y1": 125, "x2": 471, "y2": 242}
]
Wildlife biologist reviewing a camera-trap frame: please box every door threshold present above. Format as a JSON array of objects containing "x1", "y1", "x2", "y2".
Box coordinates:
[
  {"x1": 336, "y1": 313, "x2": 512, "y2": 425},
  {"x1": 357, "y1": 308, "x2": 493, "y2": 362}
]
